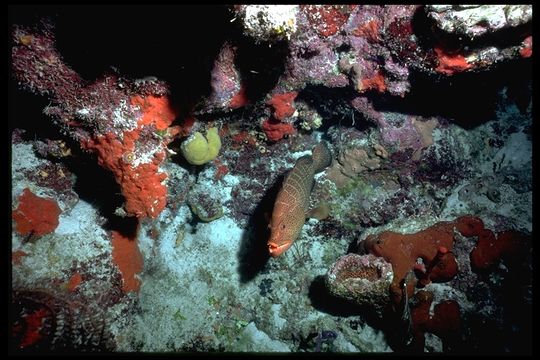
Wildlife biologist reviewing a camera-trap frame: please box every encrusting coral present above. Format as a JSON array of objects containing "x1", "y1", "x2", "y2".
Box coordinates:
[
  {"x1": 187, "y1": 190, "x2": 224, "y2": 223},
  {"x1": 11, "y1": 23, "x2": 178, "y2": 219},
  {"x1": 360, "y1": 216, "x2": 478, "y2": 305},
  {"x1": 409, "y1": 290, "x2": 461, "y2": 352},
  {"x1": 358, "y1": 215, "x2": 529, "y2": 307},
  {"x1": 12, "y1": 188, "x2": 61, "y2": 236}
]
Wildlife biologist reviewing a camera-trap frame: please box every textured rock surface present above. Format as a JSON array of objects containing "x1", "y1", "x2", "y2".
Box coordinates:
[{"x1": 426, "y1": 5, "x2": 532, "y2": 38}]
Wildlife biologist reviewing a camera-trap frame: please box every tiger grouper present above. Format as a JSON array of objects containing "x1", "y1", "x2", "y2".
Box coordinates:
[{"x1": 267, "y1": 142, "x2": 332, "y2": 257}]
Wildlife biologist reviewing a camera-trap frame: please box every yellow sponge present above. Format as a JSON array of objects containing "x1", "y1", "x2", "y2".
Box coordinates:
[{"x1": 181, "y1": 127, "x2": 221, "y2": 165}]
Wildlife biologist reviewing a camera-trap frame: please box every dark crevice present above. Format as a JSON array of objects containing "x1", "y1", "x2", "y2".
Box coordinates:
[
  {"x1": 234, "y1": 37, "x2": 289, "y2": 103},
  {"x1": 236, "y1": 174, "x2": 284, "y2": 283},
  {"x1": 368, "y1": 59, "x2": 531, "y2": 129}
]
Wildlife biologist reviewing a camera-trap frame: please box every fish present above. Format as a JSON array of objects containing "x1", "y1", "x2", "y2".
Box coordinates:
[{"x1": 267, "y1": 142, "x2": 332, "y2": 257}]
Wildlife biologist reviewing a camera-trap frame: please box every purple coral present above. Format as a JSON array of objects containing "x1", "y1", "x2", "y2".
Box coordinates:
[
  {"x1": 197, "y1": 42, "x2": 243, "y2": 113},
  {"x1": 11, "y1": 21, "x2": 83, "y2": 97}
]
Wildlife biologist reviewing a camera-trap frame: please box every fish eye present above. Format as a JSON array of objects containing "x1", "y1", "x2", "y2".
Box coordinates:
[{"x1": 281, "y1": 224, "x2": 286, "y2": 230}]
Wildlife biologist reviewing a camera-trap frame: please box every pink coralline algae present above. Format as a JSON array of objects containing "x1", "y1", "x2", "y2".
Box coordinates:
[
  {"x1": 245, "y1": 4, "x2": 532, "y2": 101},
  {"x1": 274, "y1": 5, "x2": 420, "y2": 96},
  {"x1": 228, "y1": 4, "x2": 532, "y2": 156},
  {"x1": 346, "y1": 6, "x2": 419, "y2": 96},
  {"x1": 302, "y1": 5, "x2": 354, "y2": 38},
  {"x1": 349, "y1": 97, "x2": 438, "y2": 161},
  {"x1": 198, "y1": 42, "x2": 245, "y2": 113},
  {"x1": 11, "y1": 22, "x2": 177, "y2": 219}
]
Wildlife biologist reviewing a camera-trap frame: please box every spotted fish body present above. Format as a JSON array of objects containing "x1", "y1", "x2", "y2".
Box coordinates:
[{"x1": 268, "y1": 142, "x2": 332, "y2": 257}]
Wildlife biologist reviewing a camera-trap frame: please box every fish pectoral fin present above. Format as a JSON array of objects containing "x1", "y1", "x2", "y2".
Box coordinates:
[{"x1": 306, "y1": 202, "x2": 331, "y2": 221}]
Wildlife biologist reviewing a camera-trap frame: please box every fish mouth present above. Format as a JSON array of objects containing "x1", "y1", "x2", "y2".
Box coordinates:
[{"x1": 268, "y1": 242, "x2": 292, "y2": 257}]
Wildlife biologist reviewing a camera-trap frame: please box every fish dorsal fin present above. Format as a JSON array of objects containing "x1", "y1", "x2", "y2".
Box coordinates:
[{"x1": 312, "y1": 142, "x2": 332, "y2": 173}]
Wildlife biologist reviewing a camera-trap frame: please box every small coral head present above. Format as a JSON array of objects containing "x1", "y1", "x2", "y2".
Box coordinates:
[
  {"x1": 181, "y1": 127, "x2": 221, "y2": 165},
  {"x1": 268, "y1": 241, "x2": 292, "y2": 257}
]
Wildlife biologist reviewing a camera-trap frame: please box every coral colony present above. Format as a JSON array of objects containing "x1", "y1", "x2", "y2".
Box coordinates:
[{"x1": 10, "y1": 5, "x2": 531, "y2": 354}]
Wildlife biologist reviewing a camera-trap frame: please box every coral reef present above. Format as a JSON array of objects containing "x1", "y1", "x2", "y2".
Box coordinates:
[
  {"x1": 11, "y1": 21, "x2": 177, "y2": 219},
  {"x1": 9, "y1": 5, "x2": 531, "y2": 355}
]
